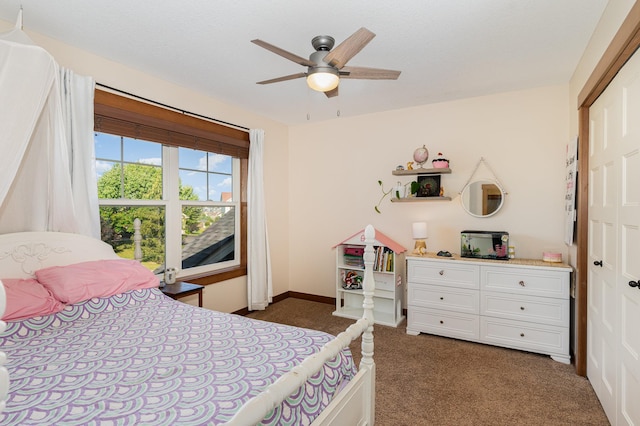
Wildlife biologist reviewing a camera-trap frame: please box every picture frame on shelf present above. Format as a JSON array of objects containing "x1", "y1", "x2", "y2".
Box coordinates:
[{"x1": 416, "y1": 175, "x2": 441, "y2": 197}]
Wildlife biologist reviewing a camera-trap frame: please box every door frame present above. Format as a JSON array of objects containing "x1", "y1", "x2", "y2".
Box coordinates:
[{"x1": 575, "y1": 1, "x2": 640, "y2": 376}]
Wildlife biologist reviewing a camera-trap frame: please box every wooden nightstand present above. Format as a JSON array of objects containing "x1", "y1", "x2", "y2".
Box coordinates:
[{"x1": 160, "y1": 282, "x2": 204, "y2": 307}]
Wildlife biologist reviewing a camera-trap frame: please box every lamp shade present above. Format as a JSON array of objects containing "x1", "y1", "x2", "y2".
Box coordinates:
[
  {"x1": 412, "y1": 222, "x2": 428, "y2": 239},
  {"x1": 306, "y1": 69, "x2": 339, "y2": 92}
]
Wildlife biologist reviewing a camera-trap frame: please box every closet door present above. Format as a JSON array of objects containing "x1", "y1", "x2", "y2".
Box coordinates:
[
  {"x1": 617, "y1": 52, "x2": 640, "y2": 425},
  {"x1": 588, "y1": 48, "x2": 640, "y2": 425},
  {"x1": 588, "y1": 70, "x2": 619, "y2": 423}
]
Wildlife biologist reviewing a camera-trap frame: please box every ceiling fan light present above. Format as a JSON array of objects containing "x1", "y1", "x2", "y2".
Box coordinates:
[{"x1": 306, "y1": 70, "x2": 339, "y2": 92}]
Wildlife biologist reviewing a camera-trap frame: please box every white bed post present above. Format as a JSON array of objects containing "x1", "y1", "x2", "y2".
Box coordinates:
[
  {"x1": 133, "y1": 218, "x2": 142, "y2": 262},
  {"x1": 0, "y1": 281, "x2": 8, "y2": 414},
  {"x1": 222, "y1": 225, "x2": 378, "y2": 426},
  {"x1": 361, "y1": 225, "x2": 376, "y2": 425}
]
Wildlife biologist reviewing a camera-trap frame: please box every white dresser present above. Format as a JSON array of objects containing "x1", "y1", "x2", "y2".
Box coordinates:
[{"x1": 406, "y1": 254, "x2": 572, "y2": 364}]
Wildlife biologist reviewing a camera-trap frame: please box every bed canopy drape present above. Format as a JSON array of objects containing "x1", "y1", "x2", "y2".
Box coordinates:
[{"x1": 0, "y1": 11, "x2": 99, "y2": 238}]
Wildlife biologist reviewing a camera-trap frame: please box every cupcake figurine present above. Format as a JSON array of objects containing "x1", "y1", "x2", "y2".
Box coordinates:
[{"x1": 432, "y1": 152, "x2": 449, "y2": 168}]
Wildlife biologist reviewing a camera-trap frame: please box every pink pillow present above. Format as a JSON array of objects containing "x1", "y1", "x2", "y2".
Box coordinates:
[
  {"x1": 35, "y1": 259, "x2": 159, "y2": 304},
  {"x1": 1, "y1": 278, "x2": 65, "y2": 321}
]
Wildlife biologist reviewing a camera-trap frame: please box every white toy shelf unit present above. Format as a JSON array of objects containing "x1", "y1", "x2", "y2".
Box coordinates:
[{"x1": 333, "y1": 228, "x2": 407, "y2": 327}]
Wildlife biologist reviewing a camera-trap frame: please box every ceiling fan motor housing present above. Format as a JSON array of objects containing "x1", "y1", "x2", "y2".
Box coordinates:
[
  {"x1": 309, "y1": 50, "x2": 337, "y2": 73},
  {"x1": 311, "y1": 35, "x2": 335, "y2": 51}
]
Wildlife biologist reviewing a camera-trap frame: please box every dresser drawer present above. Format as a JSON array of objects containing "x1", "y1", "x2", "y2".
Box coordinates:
[
  {"x1": 409, "y1": 283, "x2": 479, "y2": 314},
  {"x1": 480, "y1": 292, "x2": 569, "y2": 327},
  {"x1": 407, "y1": 260, "x2": 479, "y2": 290},
  {"x1": 407, "y1": 306, "x2": 479, "y2": 341},
  {"x1": 480, "y1": 316, "x2": 569, "y2": 356},
  {"x1": 480, "y1": 266, "x2": 569, "y2": 298}
]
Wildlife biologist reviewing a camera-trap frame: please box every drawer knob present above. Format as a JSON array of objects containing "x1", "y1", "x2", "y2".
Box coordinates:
[
  {"x1": 440, "y1": 320, "x2": 444, "y2": 324},
  {"x1": 439, "y1": 270, "x2": 445, "y2": 276},
  {"x1": 519, "y1": 280, "x2": 525, "y2": 287},
  {"x1": 440, "y1": 297, "x2": 444, "y2": 300},
  {"x1": 629, "y1": 280, "x2": 639, "y2": 289},
  {"x1": 520, "y1": 333, "x2": 525, "y2": 337},
  {"x1": 520, "y1": 306, "x2": 525, "y2": 310}
]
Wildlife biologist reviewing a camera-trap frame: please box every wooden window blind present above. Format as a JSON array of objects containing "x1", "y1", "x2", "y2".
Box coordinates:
[{"x1": 94, "y1": 89, "x2": 250, "y2": 158}]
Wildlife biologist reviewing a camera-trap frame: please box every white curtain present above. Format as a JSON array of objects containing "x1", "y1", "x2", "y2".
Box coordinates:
[
  {"x1": 0, "y1": 19, "x2": 99, "y2": 237},
  {"x1": 59, "y1": 68, "x2": 100, "y2": 238},
  {"x1": 247, "y1": 129, "x2": 272, "y2": 310}
]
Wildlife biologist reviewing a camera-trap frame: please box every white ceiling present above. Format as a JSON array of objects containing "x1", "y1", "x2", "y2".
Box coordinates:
[{"x1": 0, "y1": 1, "x2": 608, "y2": 125}]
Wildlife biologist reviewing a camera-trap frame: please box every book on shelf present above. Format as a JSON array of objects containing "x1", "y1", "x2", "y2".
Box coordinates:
[
  {"x1": 343, "y1": 245, "x2": 364, "y2": 256},
  {"x1": 373, "y1": 246, "x2": 394, "y2": 272},
  {"x1": 343, "y1": 259, "x2": 364, "y2": 268}
]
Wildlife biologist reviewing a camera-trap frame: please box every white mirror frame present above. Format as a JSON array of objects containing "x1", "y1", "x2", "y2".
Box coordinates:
[{"x1": 460, "y1": 179, "x2": 505, "y2": 218}]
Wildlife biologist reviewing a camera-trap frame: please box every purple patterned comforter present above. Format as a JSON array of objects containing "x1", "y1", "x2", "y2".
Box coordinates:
[{"x1": 0, "y1": 288, "x2": 356, "y2": 425}]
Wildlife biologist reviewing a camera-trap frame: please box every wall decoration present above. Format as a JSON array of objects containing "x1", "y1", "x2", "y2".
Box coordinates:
[
  {"x1": 413, "y1": 145, "x2": 429, "y2": 168},
  {"x1": 564, "y1": 136, "x2": 578, "y2": 246},
  {"x1": 432, "y1": 152, "x2": 449, "y2": 168},
  {"x1": 416, "y1": 175, "x2": 441, "y2": 197}
]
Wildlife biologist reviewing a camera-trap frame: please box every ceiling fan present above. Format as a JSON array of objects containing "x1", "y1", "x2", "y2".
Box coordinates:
[{"x1": 251, "y1": 27, "x2": 401, "y2": 98}]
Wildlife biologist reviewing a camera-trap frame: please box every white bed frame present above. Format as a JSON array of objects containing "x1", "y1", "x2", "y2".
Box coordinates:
[{"x1": 0, "y1": 226, "x2": 377, "y2": 425}]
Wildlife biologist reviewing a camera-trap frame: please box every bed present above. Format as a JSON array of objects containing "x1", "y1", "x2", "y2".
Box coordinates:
[{"x1": 0, "y1": 226, "x2": 377, "y2": 425}]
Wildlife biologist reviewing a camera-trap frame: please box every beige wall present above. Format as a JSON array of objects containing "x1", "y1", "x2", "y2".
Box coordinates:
[
  {"x1": 289, "y1": 85, "x2": 570, "y2": 298},
  {"x1": 0, "y1": 20, "x2": 291, "y2": 313}
]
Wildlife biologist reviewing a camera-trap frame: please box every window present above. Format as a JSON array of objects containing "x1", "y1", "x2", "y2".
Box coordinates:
[{"x1": 94, "y1": 90, "x2": 249, "y2": 283}]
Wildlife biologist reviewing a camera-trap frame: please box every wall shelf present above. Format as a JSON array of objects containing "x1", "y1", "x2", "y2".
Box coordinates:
[
  {"x1": 391, "y1": 196, "x2": 452, "y2": 202},
  {"x1": 392, "y1": 167, "x2": 451, "y2": 176}
]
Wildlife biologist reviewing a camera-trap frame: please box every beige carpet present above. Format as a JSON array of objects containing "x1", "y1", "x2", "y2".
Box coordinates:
[{"x1": 247, "y1": 297, "x2": 609, "y2": 426}]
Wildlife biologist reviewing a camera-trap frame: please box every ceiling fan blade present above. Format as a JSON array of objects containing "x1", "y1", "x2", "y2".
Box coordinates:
[
  {"x1": 256, "y1": 72, "x2": 307, "y2": 85},
  {"x1": 324, "y1": 28, "x2": 376, "y2": 69},
  {"x1": 340, "y1": 66, "x2": 401, "y2": 80},
  {"x1": 324, "y1": 86, "x2": 339, "y2": 98},
  {"x1": 251, "y1": 39, "x2": 316, "y2": 67}
]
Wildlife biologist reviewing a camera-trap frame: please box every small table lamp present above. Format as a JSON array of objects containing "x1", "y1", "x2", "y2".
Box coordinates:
[{"x1": 412, "y1": 222, "x2": 428, "y2": 255}]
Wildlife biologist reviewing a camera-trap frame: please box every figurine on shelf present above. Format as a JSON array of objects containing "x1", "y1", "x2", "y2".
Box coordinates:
[
  {"x1": 432, "y1": 152, "x2": 450, "y2": 168},
  {"x1": 406, "y1": 161, "x2": 414, "y2": 170},
  {"x1": 440, "y1": 186, "x2": 444, "y2": 196},
  {"x1": 396, "y1": 165, "x2": 405, "y2": 171},
  {"x1": 342, "y1": 270, "x2": 363, "y2": 290}
]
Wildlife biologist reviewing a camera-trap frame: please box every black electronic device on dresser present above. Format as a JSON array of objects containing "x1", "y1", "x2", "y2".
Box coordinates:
[{"x1": 460, "y1": 230, "x2": 509, "y2": 260}]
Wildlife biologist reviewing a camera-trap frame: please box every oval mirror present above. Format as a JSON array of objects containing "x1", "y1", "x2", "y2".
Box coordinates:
[{"x1": 460, "y1": 180, "x2": 505, "y2": 217}]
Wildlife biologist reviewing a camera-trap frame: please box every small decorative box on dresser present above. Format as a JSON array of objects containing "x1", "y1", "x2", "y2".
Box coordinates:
[{"x1": 406, "y1": 254, "x2": 572, "y2": 364}]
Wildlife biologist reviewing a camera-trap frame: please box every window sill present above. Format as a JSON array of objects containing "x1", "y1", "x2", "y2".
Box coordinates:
[{"x1": 182, "y1": 265, "x2": 247, "y2": 285}]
